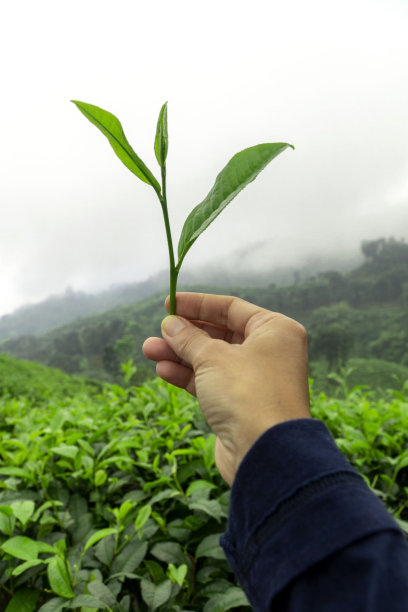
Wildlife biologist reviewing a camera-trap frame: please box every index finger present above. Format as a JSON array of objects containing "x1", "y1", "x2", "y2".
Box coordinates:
[{"x1": 165, "y1": 292, "x2": 275, "y2": 337}]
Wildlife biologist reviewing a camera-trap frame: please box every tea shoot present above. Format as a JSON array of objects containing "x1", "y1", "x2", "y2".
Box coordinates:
[{"x1": 71, "y1": 100, "x2": 294, "y2": 314}]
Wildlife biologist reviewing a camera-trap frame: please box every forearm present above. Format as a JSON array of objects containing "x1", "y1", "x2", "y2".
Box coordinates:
[{"x1": 220, "y1": 419, "x2": 408, "y2": 611}]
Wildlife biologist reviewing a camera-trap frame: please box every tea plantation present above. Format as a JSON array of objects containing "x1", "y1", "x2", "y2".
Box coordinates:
[{"x1": 0, "y1": 358, "x2": 407, "y2": 611}]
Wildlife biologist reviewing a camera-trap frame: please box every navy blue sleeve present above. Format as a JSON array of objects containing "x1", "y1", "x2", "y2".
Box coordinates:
[{"x1": 220, "y1": 418, "x2": 408, "y2": 611}]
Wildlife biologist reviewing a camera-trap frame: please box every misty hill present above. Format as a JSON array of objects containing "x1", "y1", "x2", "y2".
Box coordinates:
[
  {"x1": 0, "y1": 242, "x2": 362, "y2": 342},
  {"x1": 1, "y1": 237, "x2": 407, "y2": 392}
]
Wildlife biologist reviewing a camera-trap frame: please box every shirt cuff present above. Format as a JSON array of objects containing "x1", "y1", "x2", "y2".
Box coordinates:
[{"x1": 220, "y1": 418, "x2": 402, "y2": 609}]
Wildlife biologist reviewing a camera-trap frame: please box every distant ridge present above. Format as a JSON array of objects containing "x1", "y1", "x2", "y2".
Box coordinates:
[{"x1": 0, "y1": 243, "x2": 361, "y2": 342}]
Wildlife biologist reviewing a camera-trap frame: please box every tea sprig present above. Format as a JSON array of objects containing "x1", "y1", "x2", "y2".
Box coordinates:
[{"x1": 72, "y1": 100, "x2": 294, "y2": 314}]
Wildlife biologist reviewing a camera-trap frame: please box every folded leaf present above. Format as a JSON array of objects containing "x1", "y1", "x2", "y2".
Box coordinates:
[
  {"x1": 154, "y1": 102, "x2": 168, "y2": 167},
  {"x1": 177, "y1": 142, "x2": 293, "y2": 266},
  {"x1": 72, "y1": 100, "x2": 161, "y2": 193}
]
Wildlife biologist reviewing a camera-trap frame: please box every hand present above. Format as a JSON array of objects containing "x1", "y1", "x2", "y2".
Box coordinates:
[{"x1": 143, "y1": 293, "x2": 311, "y2": 485}]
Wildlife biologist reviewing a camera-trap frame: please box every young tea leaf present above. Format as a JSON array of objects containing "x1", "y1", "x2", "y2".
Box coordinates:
[
  {"x1": 84, "y1": 527, "x2": 118, "y2": 553},
  {"x1": 154, "y1": 102, "x2": 168, "y2": 167},
  {"x1": 11, "y1": 500, "x2": 35, "y2": 528},
  {"x1": 177, "y1": 142, "x2": 293, "y2": 267},
  {"x1": 12, "y1": 559, "x2": 45, "y2": 576},
  {"x1": 72, "y1": 101, "x2": 161, "y2": 193},
  {"x1": 167, "y1": 562, "x2": 188, "y2": 587},
  {"x1": 135, "y1": 503, "x2": 152, "y2": 531}
]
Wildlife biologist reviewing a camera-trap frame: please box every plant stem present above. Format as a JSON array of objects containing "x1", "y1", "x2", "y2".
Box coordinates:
[{"x1": 160, "y1": 166, "x2": 178, "y2": 315}]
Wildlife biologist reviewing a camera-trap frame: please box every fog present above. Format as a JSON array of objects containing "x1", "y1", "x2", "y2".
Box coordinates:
[{"x1": 0, "y1": 0, "x2": 407, "y2": 317}]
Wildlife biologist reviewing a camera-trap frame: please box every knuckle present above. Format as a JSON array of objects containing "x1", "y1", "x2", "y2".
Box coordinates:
[{"x1": 285, "y1": 318, "x2": 308, "y2": 345}]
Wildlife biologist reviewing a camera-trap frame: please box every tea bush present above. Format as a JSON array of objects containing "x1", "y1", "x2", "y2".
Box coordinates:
[{"x1": 0, "y1": 375, "x2": 407, "y2": 611}]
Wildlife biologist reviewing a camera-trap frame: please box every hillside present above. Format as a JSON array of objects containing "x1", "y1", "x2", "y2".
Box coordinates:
[
  {"x1": 0, "y1": 243, "x2": 361, "y2": 342},
  {"x1": 1, "y1": 238, "x2": 407, "y2": 390},
  {"x1": 0, "y1": 354, "x2": 104, "y2": 400}
]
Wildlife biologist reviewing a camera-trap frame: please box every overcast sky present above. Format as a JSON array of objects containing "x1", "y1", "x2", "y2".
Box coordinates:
[{"x1": 1, "y1": 0, "x2": 407, "y2": 317}]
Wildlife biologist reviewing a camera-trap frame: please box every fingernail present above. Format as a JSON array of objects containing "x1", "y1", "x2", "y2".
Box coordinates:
[{"x1": 162, "y1": 315, "x2": 186, "y2": 337}]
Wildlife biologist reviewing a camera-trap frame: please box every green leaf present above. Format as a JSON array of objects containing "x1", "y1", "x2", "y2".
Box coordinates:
[
  {"x1": 0, "y1": 506, "x2": 16, "y2": 536},
  {"x1": 37, "y1": 598, "x2": 67, "y2": 612},
  {"x1": 203, "y1": 435, "x2": 216, "y2": 472},
  {"x1": 0, "y1": 467, "x2": 32, "y2": 479},
  {"x1": 149, "y1": 488, "x2": 181, "y2": 505},
  {"x1": 189, "y1": 499, "x2": 227, "y2": 522},
  {"x1": 68, "y1": 594, "x2": 108, "y2": 609},
  {"x1": 117, "y1": 499, "x2": 136, "y2": 522},
  {"x1": 167, "y1": 563, "x2": 188, "y2": 587},
  {"x1": 87, "y1": 581, "x2": 118, "y2": 608},
  {"x1": 84, "y1": 528, "x2": 118, "y2": 553},
  {"x1": 33, "y1": 500, "x2": 64, "y2": 522},
  {"x1": 68, "y1": 494, "x2": 88, "y2": 523},
  {"x1": 140, "y1": 578, "x2": 172, "y2": 611},
  {"x1": 1, "y1": 536, "x2": 38, "y2": 560},
  {"x1": 94, "y1": 469, "x2": 107, "y2": 487},
  {"x1": 395, "y1": 452, "x2": 408, "y2": 472},
  {"x1": 135, "y1": 504, "x2": 152, "y2": 531},
  {"x1": 195, "y1": 533, "x2": 225, "y2": 560},
  {"x1": 5, "y1": 588, "x2": 39, "y2": 612},
  {"x1": 119, "y1": 594, "x2": 131, "y2": 612},
  {"x1": 177, "y1": 142, "x2": 293, "y2": 266},
  {"x1": 94, "y1": 534, "x2": 115, "y2": 567},
  {"x1": 11, "y1": 500, "x2": 35, "y2": 527},
  {"x1": 144, "y1": 559, "x2": 166, "y2": 583},
  {"x1": 154, "y1": 102, "x2": 168, "y2": 167},
  {"x1": 36, "y1": 541, "x2": 59, "y2": 554},
  {"x1": 109, "y1": 540, "x2": 148, "y2": 577},
  {"x1": 150, "y1": 541, "x2": 187, "y2": 566},
  {"x1": 186, "y1": 480, "x2": 217, "y2": 497},
  {"x1": 47, "y1": 556, "x2": 74, "y2": 598},
  {"x1": 203, "y1": 586, "x2": 250, "y2": 611},
  {"x1": 197, "y1": 578, "x2": 232, "y2": 597},
  {"x1": 50, "y1": 445, "x2": 78, "y2": 460},
  {"x1": 67, "y1": 594, "x2": 108, "y2": 609},
  {"x1": 12, "y1": 559, "x2": 44, "y2": 576},
  {"x1": 72, "y1": 100, "x2": 161, "y2": 193}
]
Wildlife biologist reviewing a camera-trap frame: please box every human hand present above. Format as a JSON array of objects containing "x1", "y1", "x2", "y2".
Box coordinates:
[{"x1": 143, "y1": 293, "x2": 311, "y2": 485}]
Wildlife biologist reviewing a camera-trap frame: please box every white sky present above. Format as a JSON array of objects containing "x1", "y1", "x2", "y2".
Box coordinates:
[{"x1": 0, "y1": 0, "x2": 407, "y2": 316}]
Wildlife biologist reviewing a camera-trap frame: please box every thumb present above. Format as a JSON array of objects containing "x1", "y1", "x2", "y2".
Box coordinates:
[{"x1": 161, "y1": 315, "x2": 211, "y2": 367}]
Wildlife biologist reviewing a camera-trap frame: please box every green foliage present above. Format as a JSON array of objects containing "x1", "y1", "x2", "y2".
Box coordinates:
[
  {"x1": 0, "y1": 377, "x2": 250, "y2": 610},
  {"x1": 310, "y1": 378, "x2": 408, "y2": 532},
  {"x1": 0, "y1": 359, "x2": 407, "y2": 610}
]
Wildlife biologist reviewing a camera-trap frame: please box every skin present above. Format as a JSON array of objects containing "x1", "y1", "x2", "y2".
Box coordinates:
[{"x1": 143, "y1": 292, "x2": 311, "y2": 486}]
